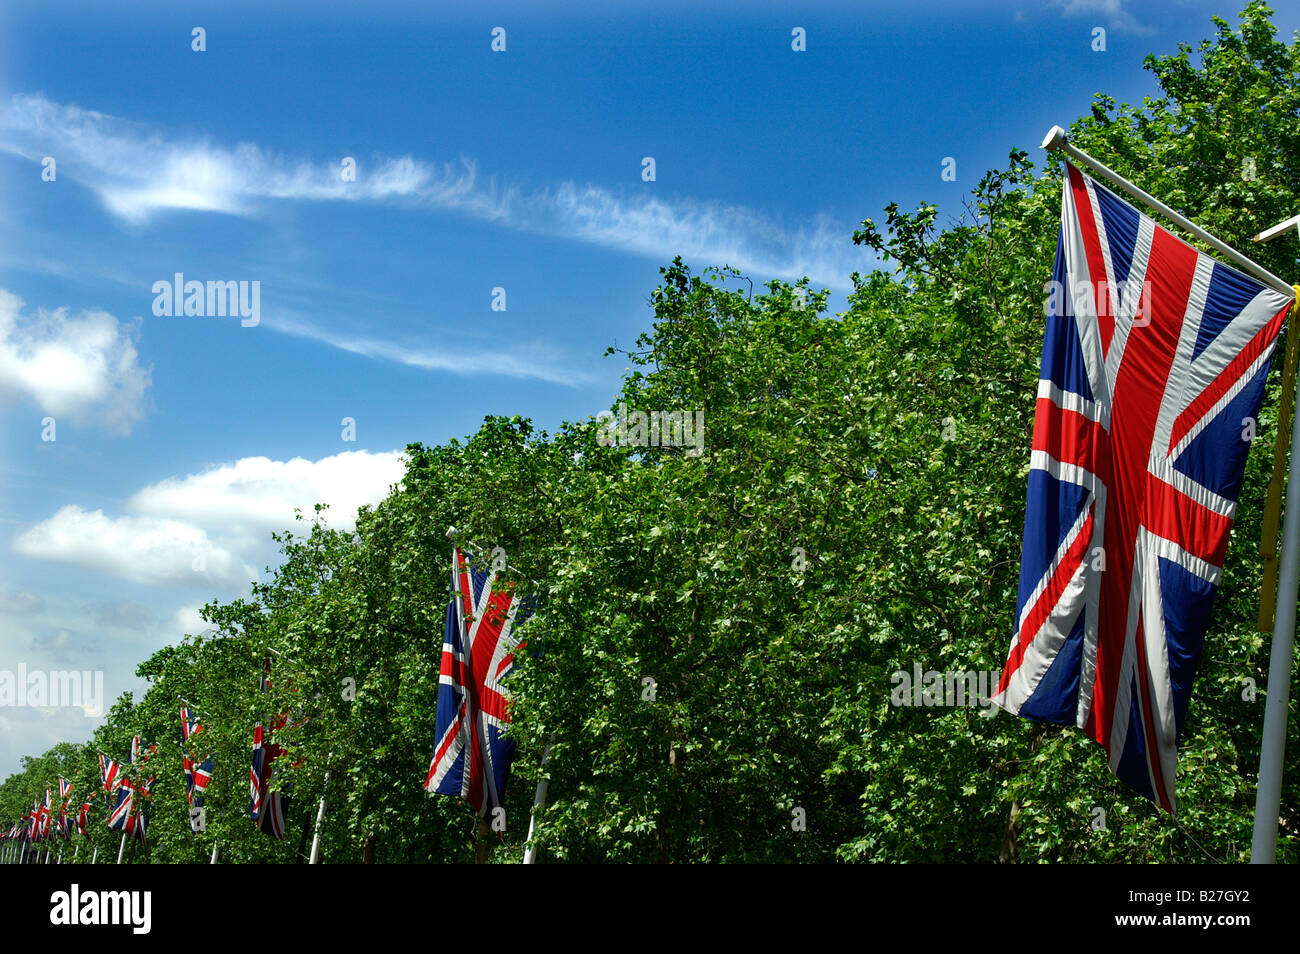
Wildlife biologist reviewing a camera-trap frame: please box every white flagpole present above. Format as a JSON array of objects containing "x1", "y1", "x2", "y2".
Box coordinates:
[
  {"x1": 72, "y1": 843, "x2": 80, "y2": 864},
  {"x1": 91, "y1": 846, "x2": 98, "y2": 864},
  {"x1": 115, "y1": 830, "x2": 126, "y2": 864},
  {"x1": 1249, "y1": 215, "x2": 1300, "y2": 863},
  {"x1": 522, "y1": 737, "x2": 554, "y2": 865},
  {"x1": 309, "y1": 770, "x2": 329, "y2": 864},
  {"x1": 210, "y1": 842, "x2": 218, "y2": 864}
]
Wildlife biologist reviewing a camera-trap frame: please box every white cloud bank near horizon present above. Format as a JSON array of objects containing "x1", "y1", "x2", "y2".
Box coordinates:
[
  {"x1": 13, "y1": 448, "x2": 407, "y2": 590},
  {"x1": 1, "y1": 93, "x2": 870, "y2": 291}
]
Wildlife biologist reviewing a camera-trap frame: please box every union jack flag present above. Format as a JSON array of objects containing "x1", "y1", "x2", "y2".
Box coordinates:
[
  {"x1": 250, "y1": 657, "x2": 291, "y2": 839},
  {"x1": 185, "y1": 756, "x2": 214, "y2": 804},
  {"x1": 100, "y1": 753, "x2": 120, "y2": 799},
  {"x1": 993, "y1": 162, "x2": 1296, "y2": 812},
  {"x1": 425, "y1": 545, "x2": 533, "y2": 816},
  {"x1": 180, "y1": 705, "x2": 202, "y2": 741},
  {"x1": 106, "y1": 779, "x2": 134, "y2": 831},
  {"x1": 39, "y1": 787, "x2": 51, "y2": 838},
  {"x1": 58, "y1": 777, "x2": 71, "y2": 802},
  {"x1": 77, "y1": 801, "x2": 90, "y2": 838}
]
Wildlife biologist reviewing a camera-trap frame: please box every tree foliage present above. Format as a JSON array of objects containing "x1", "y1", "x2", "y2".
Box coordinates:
[{"x1": 3, "y1": 2, "x2": 1297, "y2": 863}]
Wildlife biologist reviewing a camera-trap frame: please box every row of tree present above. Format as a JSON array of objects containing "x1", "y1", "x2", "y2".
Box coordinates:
[{"x1": 2, "y1": 2, "x2": 1297, "y2": 862}]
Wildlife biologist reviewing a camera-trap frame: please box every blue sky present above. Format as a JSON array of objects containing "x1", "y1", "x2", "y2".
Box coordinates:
[{"x1": 2, "y1": 0, "x2": 1297, "y2": 777}]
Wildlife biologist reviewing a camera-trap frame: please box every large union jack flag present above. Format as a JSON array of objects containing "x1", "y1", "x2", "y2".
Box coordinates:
[
  {"x1": 425, "y1": 546, "x2": 533, "y2": 817},
  {"x1": 993, "y1": 162, "x2": 1296, "y2": 813}
]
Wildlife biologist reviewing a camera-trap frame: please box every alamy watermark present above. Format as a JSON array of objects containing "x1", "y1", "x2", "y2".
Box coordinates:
[
  {"x1": 890, "y1": 663, "x2": 1000, "y2": 712},
  {"x1": 1044, "y1": 279, "x2": 1152, "y2": 325},
  {"x1": 152, "y1": 273, "x2": 260, "y2": 327},
  {"x1": 596, "y1": 403, "x2": 704, "y2": 456},
  {"x1": 0, "y1": 664, "x2": 103, "y2": 716}
]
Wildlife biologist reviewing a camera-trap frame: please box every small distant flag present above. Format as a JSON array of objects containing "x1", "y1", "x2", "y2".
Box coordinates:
[
  {"x1": 58, "y1": 777, "x2": 72, "y2": 802},
  {"x1": 100, "y1": 753, "x2": 118, "y2": 792},
  {"x1": 40, "y1": 787, "x2": 52, "y2": 839},
  {"x1": 77, "y1": 801, "x2": 90, "y2": 838},
  {"x1": 130, "y1": 736, "x2": 141, "y2": 765},
  {"x1": 250, "y1": 656, "x2": 291, "y2": 839},
  {"x1": 180, "y1": 705, "x2": 202, "y2": 741},
  {"x1": 192, "y1": 758, "x2": 213, "y2": 800},
  {"x1": 107, "y1": 780, "x2": 134, "y2": 831}
]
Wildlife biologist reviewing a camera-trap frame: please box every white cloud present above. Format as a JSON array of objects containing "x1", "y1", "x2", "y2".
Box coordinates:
[
  {"x1": 1057, "y1": 0, "x2": 1155, "y2": 36},
  {"x1": 0, "y1": 289, "x2": 150, "y2": 433},
  {"x1": 12, "y1": 449, "x2": 405, "y2": 588},
  {"x1": 267, "y1": 310, "x2": 592, "y2": 386},
  {"x1": 171, "y1": 603, "x2": 210, "y2": 639},
  {"x1": 128, "y1": 449, "x2": 405, "y2": 535},
  {"x1": 12, "y1": 506, "x2": 256, "y2": 588},
  {"x1": 1, "y1": 93, "x2": 870, "y2": 289}
]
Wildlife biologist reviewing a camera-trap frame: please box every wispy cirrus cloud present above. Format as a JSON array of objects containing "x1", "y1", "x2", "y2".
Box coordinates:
[
  {"x1": 266, "y1": 309, "x2": 594, "y2": 386},
  {"x1": 1, "y1": 93, "x2": 870, "y2": 289}
]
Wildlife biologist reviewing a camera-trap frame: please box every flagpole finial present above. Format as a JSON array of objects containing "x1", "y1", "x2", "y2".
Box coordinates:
[
  {"x1": 1041, "y1": 125, "x2": 1067, "y2": 151},
  {"x1": 445, "y1": 525, "x2": 457, "y2": 540}
]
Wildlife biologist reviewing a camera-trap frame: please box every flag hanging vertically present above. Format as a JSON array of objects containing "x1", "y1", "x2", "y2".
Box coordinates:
[
  {"x1": 180, "y1": 705, "x2": 202, "y2": 741},
  {"x1": 993, "y1": 161, "x2": 1296, "y2": 812},
  {"x1": 77, "y1": 801, "x2": 90, "y2": 838},
  {"x1": 106, "y1": 780, "x2": 134, "y2": 831},
  {"x1": 425, "y1": 545, "x2": 533, "y2": 817},
  {"x1": 99, "y1": 753, "x2": 120, "y2": 802},
  {"x1": 40, "y1": 786, "x2": 51, "y2": 839},
  {"x1": 250, "y1": 656, "x2": 290, "y2": 839}
]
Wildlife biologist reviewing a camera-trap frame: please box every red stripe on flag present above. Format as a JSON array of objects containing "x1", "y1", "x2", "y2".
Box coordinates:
[
  {"x1": 998, "y1": 508, "x2": 1095, "y2": 693},
  {"x1": 1068, "y1": 164, "x2": 1115, "y2": 357}
]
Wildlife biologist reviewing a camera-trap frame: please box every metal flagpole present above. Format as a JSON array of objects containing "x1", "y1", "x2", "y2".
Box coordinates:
[
  {"x1": 115, "y1": 830, "x2": 126, "y2": 864},
  {"x1": 1042, "y1": 128, "x2": 1300, "y2": 862},
  {"x1": 309, "y1": 769, "x2": 329, "y2": 864},
  {"x1": 91, "y1": 847, "x2": 97, "y2": 864},
  {"x1": 522, "y1": 736, "x2": 555, "y2": 865},
  {"x1": 1041, "y1": 127, "x2": 1294, "y2": 295},
  {"x1": 1248, "y1": 216, "x2": 1300, "y2": 863},
  {"x1": 210, "y1": 842, "x2": 218, "y2": 864}
]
